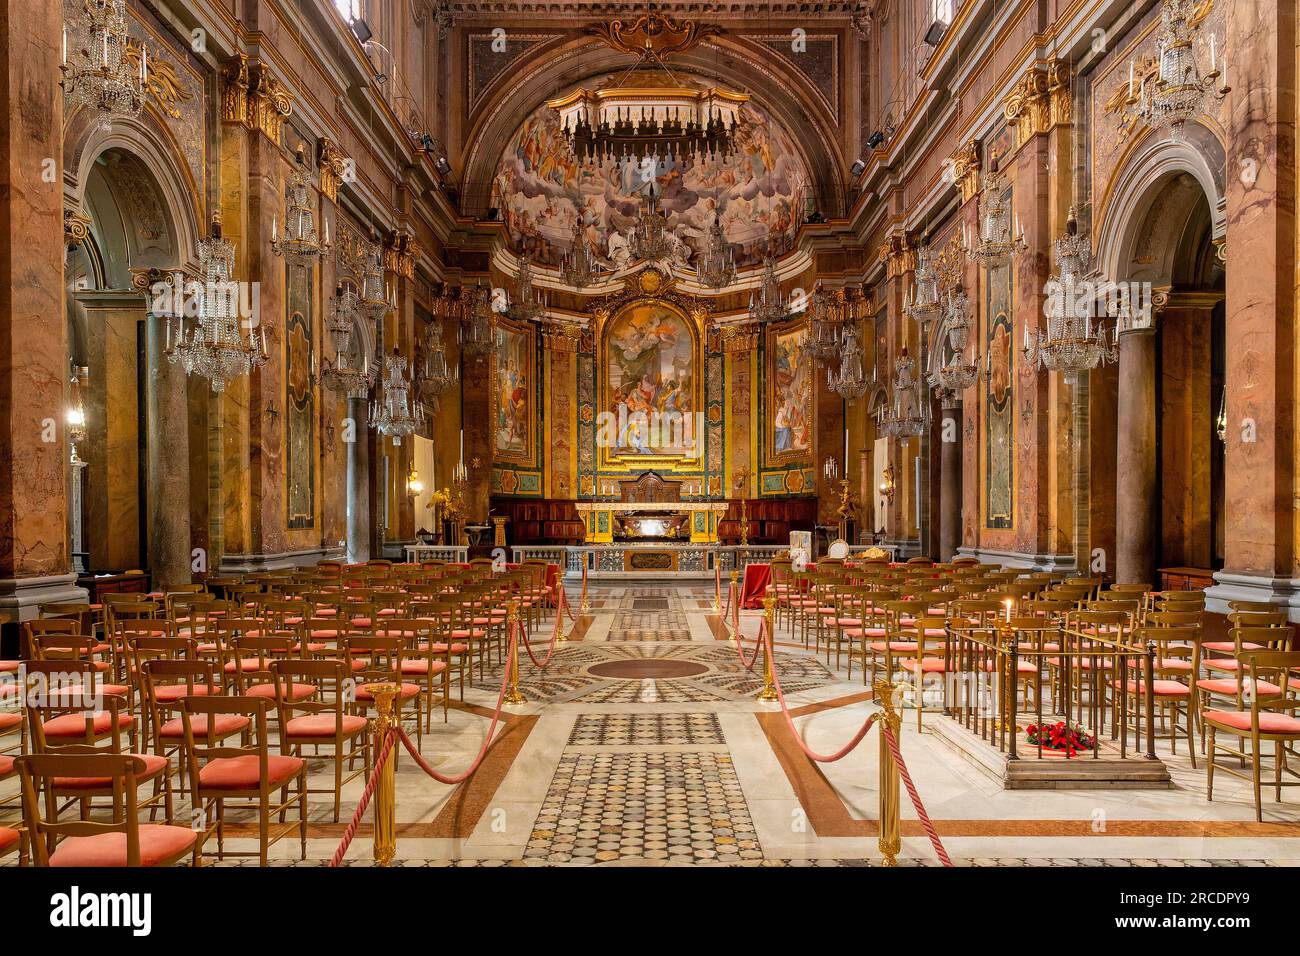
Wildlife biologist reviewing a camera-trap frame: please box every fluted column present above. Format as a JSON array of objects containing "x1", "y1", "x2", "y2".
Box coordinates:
[
  {"x1": 1115, "y1": 328, "x2": 1158, "y2": 584},
  {"x1": 145, "y1": 314, "x2": 192, "y2": 586},
  {"x1": 938, "y1": 398, "x2": 962, "y2": 561},
  {"x1": 346, "y1": 397, "x2": 371, "y2": 563}
]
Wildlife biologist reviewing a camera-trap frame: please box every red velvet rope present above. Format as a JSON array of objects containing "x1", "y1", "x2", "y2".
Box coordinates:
[
  {"x1": 329, "y1": 726, "x2": 397, "y2": 867},
  {"x1": 723, "y1": 585, "x2": 763, "y2": 671},
  {"x1": 518, "y1": 616, "x2": 559, "y2": 668},
  {"x1": 882, "y1": 721, "x2": 953, "y2": 867}
]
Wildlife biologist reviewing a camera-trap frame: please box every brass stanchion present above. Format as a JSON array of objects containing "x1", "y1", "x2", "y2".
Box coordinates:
[
  {"x1": 873, "y1": 679, "x2": 902, "y2": 867},
  {"x1": 504, "y1": 605, "x2": 528, "y2": 705},
  {"x1": 713, "y1": 561, "x2": 721, "y2": 614},
  {"x1": 757, "y1": 596, "x2": 778, "y2": 702},
  {"x1": 554, "y1": 587, "x2": 568, "y2": 644},
  {"x1": 370, "y1": 684, "x2": 399, "y2": 867},
  {"x1": 579, "y1": 558, "x2": 590, "y2": 615}
]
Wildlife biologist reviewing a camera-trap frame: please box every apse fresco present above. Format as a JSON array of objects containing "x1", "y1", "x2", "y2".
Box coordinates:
[
  {"x1": 493, "y1": 318, "x2": 534, "y2": 464},
  {"x1": 603, "y1": 303, "x2": 697, "y2": 458},
  {"x1": 495, "y1": 77, "x2": 810, "y2": 268},
  {"x1": 768, "y1": 322, "x2": 811, "y2": 462}
]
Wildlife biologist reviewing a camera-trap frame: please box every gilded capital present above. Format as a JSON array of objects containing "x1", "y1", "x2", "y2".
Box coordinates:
[
  {"x1": 951, "y1": 138, "x2": 981, "y2": 204},
  {"x1": 1003, "y1": 60, "x2": 1069, "y2": 148},
  {"x1": 221, "y1": 55, "x2": 293, "y2": 144},
  {"x1": 318, "y1": 137, "x2": 350, "y2": 203},
  {"x1": 878, "y1": 233, "x2": 915, "y2": 279}
]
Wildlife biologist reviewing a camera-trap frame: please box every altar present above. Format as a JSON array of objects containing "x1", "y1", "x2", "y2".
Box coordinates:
[{"x1": 574, "y1": 500, "x2": 730, "y2": 544}]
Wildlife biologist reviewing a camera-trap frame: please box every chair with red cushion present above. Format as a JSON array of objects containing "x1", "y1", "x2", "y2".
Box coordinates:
[
  {"x1": 344, "y1": 633, "x2": 423, "y2": 750},
  {"x1": 15, "y1": 753, "x2": 197, "y2": 867},
  {"x1": 389, "y1": 612, "x2": 450, "y2": 729},
  {"x1": 180, "y1": 695, "x2": 307, "y2": 865},
  {"x1": 272, "y1": 658, "x2": 370, "y2": 822},
  {"x1": 1197, "y1": 624, "x2": 1291, "y2": 752},
  {"x1": 141, "y1": 659, "x2": 237, "y2": 789},
  {"x1": 1116, "y1": 621, "x2": 1198, "y2": 766},
  {"x1": 225, "y1": 634, "x2": 316, "y2": 706},
  {"x1": 1204, "y1": 651, "x2": 1300, "y2": 821},
  {"x1": 899, "y1": 614, "x2": 951, "y2": 732}
]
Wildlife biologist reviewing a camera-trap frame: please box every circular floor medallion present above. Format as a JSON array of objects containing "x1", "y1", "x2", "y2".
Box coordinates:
[{"x1": 587, "y1": 659, "x2": 710, "y2": 680}]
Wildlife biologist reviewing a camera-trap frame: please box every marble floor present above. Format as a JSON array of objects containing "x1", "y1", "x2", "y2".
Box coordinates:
[{"x1": 6, "y1": 582, "x2": 1300, "y2": 867}]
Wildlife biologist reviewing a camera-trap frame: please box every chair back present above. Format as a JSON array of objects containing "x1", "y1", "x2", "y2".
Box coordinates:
[{"x1": 16, "y1": 753, "x2": 153, "y2": 866}]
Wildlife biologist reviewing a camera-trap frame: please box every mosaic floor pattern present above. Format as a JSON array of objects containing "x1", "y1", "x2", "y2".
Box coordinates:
[{"x1": 567, "y1": 713, "x2": 726, "y2": 747}]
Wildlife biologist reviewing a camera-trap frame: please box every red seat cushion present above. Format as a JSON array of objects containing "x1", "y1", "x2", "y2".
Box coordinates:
[
  {"x1": 1196, "y1": 677, "x2": 1282, "y2": 696},
  {"x1": 198, "y1": 754, "x2": 305, "y2": 790},
  {"x1": 1202, "y1": 641, "x2": 1264, "y2": 652},
  {"x1": 224, "y1": 658, "x2": 271, "y2": 674},
  {"x1": 0, "y1": 660, "x2": 18, "y2": 673},
  {"x1": 900, "y1": 658, "x2": 947, "y2": 673},
  {"x1": 53, "y1": 753, "x2": 169, "y2": 788},
  {"x1": 870, "y1": 641, "x2": 919, "y2": 653},
  {"x1": 284, "y1": 714, "x2": 368, "y2": 737},
  {"x1": 157, "y1": 713, "x2": 251, "y2": 738},
  {"x1": 982, "y1": 659, "x2": 1039, "y2": 675},
  {"x1": 356, "y1": 682, "x2": 420, "y2": 701},
  {"x1": 42, "y1": 712, "x2": 135, "y2": 737},
  {"x1": 0, "y1": 826, "x2": 18, "y2": 854},
  {"x1": 1203, "y1": 709, "x2": 1300, "y2": 735},
  {"x1": 451, "y1": 628, "x2": 487, "y2": 640},
  {"x1": 0, "y1": 711, "x2": 21, "y2": 732},
  {"x1": 0, "y1": 755, "x2": 13, "y2": 779},
  {"x1": 153, "y1": 683, "x2": 217, "y2": 702},
  {"x1": 243, "y1": 682, "x2": 317, "y2": 701},
  {"x1": 48, "y1": 824, "x2": 197, "y2": 867},
  {"x1": 399, "y1": 659, "x2": 448, "y2": 675},
  {"x1": 418, "y1": 643, "x2": 469, "y2": 654},
  {"x1": 1113, "y1": 678, "x2": 1192, "y2": 696}
]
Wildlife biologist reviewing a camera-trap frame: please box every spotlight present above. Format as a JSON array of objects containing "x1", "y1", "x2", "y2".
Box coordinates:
[
  {"x1": 350, "y1": 18, "x2": 373, "y2": 44},
  {"x1": 924, "y1": 20, "x2": 947, "y2": 46},
  {"x1": 866, "y1": 130, "x2": 885, "y2": 150},
  {"x1": 434, "y1": 156, "x2": 452, "y2": 176},
  {"x1": 484, "y1": 207, "x2": 500, "y2": 221},
  {"x1": 850, "y1": 158, "x2": 867, "y2": 178}
]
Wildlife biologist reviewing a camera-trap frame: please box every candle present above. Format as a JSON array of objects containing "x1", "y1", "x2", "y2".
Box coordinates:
[
  {"x1": 1210, "y1": 34, "x2": 1216, "y2": 72},
  {"x1": 102, "y1": 34, "x2": 108, "y2": 67},
  {"x1": 1128, "y1": 60, "x2": 1134, "y2": 97},
  {"x1": 141, "y1": 45, "x2": 147, "y2": 84},
  {"x1": 62, "y1": 28, "x2": 66, "y2": 65},
  {"x1": 1003, "y1": 597, "x2": 1013, "y2": 622},
  {"x1": 272, "y1": 216, "x2": 278, "y2": 242}
]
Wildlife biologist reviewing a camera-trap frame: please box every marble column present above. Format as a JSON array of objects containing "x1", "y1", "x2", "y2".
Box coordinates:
[
  {"x1": 346, "y1": 397, "x2": 371, "y2": 563},
  {"x1": 0, "y1": 0, "x2": 84, "y2": 645},
  {"x1": 938, "y1": 398, "x2": 962, "y2": 561},
  {"x1": 146, "y1": 314, "x2": 192, "y2": 586},
  {"x1": 1115, "y1": 328, "x2": 1158, "y2": 584}
]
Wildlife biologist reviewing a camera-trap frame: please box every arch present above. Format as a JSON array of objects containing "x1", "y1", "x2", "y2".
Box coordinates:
[
  {"x1": 1092, "y1": 121, "x2": 1225, "y2": 291},
  {"x1": 459, "y1": 35, "x2": 847, "y2": 221}
]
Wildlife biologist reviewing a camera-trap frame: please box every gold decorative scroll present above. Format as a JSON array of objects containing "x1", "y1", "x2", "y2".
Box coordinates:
[
  {"x1": 317, "y1": 137, "x2": 349, "y2": 203},
  {"x1": 1003, "y1": 60, "x2": 1070, "y2": 148},
  {"x1": 64, "y1": 209, "x2": 91, "y2": 249},
  {"x1": 586, "y1": 13, "x2": 723, "y2": 63},
  {"x1": 951, "y1": 138, "x2": 981, "y2": 204},
  {"x1": 1103, "y1": 55, "x2": 1159, "y2": 141},
  {"x1": 383, "y1": 232, "x2": 419, "y2": 280},
  {"x1": 121, "y1": 42, "x2": 194, "y2": 119},
  {"x1": 718, "y1": 322, "x2": 758, "y2": 353},
  {"x1": 878, "y1": 233, "x2": 914, "y2": 279},
  {"x1": 221, "y1": 54, "x2": 293, "y2": 144},
  {"x1": 543, "y1": 321, "x2": 584, "y2": 352}
]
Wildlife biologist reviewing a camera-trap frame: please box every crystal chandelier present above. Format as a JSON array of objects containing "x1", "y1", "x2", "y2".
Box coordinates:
[
  {"x1": 828, "y1": 324, "x2": 872, "y2": 400},
  {"x1": 694, "y1": 215, "x2": 736, "y2": 290},
  {"x1": 370, "y1": 348, "x2": 424, "y2": 445},
  {"x1": 560, "y1": 220, "x2": 597, "y2": 290},
  {"x1": 61, "y1": 0, "x2": 147, "y2": 133},
  {"x1": 903, "y1": 243, "x2": 942, "y2": 323},
  {"x1": 1025, "y1": 210, "x2": 1118, "y2": 374},
  {"x1": 964, "y1": 163, "x2": 1026, "y2": 266},
  {"x1": 800, "y1": 284, "x2": 842, "y2": 363},
  {"x1": 878, "y1": 348, "x2": 927, "y2": 438},
  {"x1": 930, "y1": 285, "x2": 979, "y2": 391},
  {"x1": 319, "y1": 283, "x2": 375, "y2": 397},
  {"x1": 549, "y1": 87, "x2": 746, "y2": 167},
  {"x1": 356, "y1": 235, "x2": 393, "y2": 323},
  {"x1": 166, "y1": 214, "x2": 267, "y2": 393},
  {"x1": 460, "y1": 284, "x2": 495, "y2": 358},
  {"x1": 272, "y1": 145, "x2": 331, "y2": 265},
  {"x1": 417, "y1": 319, "x2": 458, "y2": 411},
  {"x1": 1126, "y1": 0, "x2": 1227, "y2": 142},
  {"x1": 508, "y1": 255, "x2": 546, "y2": 322},
  {"x1": 748, "y1": 254, "x2": 786, "y2": 323},
  {"x1": 631, "y1": 188, "x2": 672, "y2": 262}
]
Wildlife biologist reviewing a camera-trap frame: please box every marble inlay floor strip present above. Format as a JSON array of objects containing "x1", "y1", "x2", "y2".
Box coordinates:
[{"x1": 568, "y1": 713, "x2": 726, "y2": 746}]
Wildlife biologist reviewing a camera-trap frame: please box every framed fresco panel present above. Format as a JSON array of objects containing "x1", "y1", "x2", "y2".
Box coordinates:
[
  {"x1": 766, "y1": 318, "x2": 812, "y2": 466},
  {"x1": 492, "y1": 315, "x2": 536, "y2": 466}
]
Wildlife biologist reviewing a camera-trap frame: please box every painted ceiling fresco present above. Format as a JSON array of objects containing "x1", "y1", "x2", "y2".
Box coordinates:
[{"x1": 493, "y1": 71, "x2": 811, "y2": 269}]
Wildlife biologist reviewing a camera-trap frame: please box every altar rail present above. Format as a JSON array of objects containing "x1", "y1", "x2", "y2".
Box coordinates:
[{"x1": 403, "y1": 545, "x2": 469, "y2": 563}]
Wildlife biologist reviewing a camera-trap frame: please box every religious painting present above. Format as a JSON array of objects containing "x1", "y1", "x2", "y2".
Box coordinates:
[
  {"x1": 600, "y1": 302, "x2": 700, "y2": 462},
  {"x1": 494, "y1": 71, "x2": 811, "y2": 270},
  {"x1": 985, "y1": 271, "x2": 1014, "y2": 530},
  {"x1": 766, "y1": 320, "x2": 812, "y2": 465},
  {"x1": 492, "y1": 317, "x2": 535, "y2": 465},
  {"x1": 285, "y1": 263, "x2": 314, "y2": 529}
]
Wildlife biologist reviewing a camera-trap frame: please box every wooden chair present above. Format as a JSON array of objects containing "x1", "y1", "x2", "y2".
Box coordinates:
[
  {"x1": 899, "y1": 614, "x2": 949, "y2": 731},
  {"x1": 1204, "y1": 651, "x2": 1300, "y2": 821},
  {"x1": 140, "y1": 659, "x2": 238, "y2": 789},
  {"x1": 180, "y1": 696, "x2": 307, "y2": 865},
  {"x1": 344, "y1": 633, "x2": 423, "y2": 750},
  {"x1": 15, "y1": 753, "x2": 198, "y2": 867}
]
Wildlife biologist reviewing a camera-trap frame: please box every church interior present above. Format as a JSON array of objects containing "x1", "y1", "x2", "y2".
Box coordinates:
[{"x1": 0, "y1": 0, "x2": 1298, "y2": 893}]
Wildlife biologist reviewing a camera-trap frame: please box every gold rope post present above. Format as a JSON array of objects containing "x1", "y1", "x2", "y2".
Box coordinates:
[
  {"x1": 873, "y1": 679, "x2": 902, "y2": 867},
  {"x1": 370, "y1": 683, "x2": 400, "y2": 867},
  {"x1": 504, "y1": 604, "x2": 528, "y2": 705},
  {"x1": 757, "y1": 596, "x2": 778, "y2": 702},
  {"x1": 554, "y1": 584, "x2": 568, "y2": 644},
  {"x1": 579, "y1": 556, "x2": 590, "y2": 615},
  {"x1": 713, "y1": 559, "x2": 721, "y2": 614}
]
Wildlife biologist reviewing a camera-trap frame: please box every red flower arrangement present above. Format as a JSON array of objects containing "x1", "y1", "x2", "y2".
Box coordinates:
[{"x1": 1025, "y1": 720, "x2": 1094, "y2": 757}]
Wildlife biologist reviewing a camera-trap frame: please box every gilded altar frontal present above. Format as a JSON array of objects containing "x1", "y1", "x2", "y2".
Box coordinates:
[{"x1": 3, "y1": 0, "x2": 1298, "y2": 914}]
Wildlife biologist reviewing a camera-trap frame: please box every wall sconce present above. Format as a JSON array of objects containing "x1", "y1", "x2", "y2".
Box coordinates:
[
  {"x1": 879, "y1": 463, "x2": 897, "y2": 504},
  {"x1": 406, "y1": 465, "x2": 424, "y2": 500}
]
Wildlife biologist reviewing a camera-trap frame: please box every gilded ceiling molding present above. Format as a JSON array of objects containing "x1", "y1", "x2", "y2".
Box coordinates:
[
  {"x1": 878, "y1": 234, "x2": 915, "y2": 279},
  {"x1": 317, "y1": 138, "x2": 350, "y2": 203},
  {"x1": 221, "y1": 54, "x2": 293, "y2": 145},
  {"x1": 951, "y1": 138, "x2": 982, "y2": 204},
  {"x1": 1003, "y1": 60, "x2": 1069, "y2": 149},
  {"x1": 64, "y1": 209, "x2": 92, "y2": 249},
  {"x1": 586, "y1": 13, "x2": 723, "y2": 62}
]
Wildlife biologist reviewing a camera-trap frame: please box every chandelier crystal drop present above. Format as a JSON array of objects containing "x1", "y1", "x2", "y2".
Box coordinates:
[
  {"x1": 1126, "y1": 0, "x2": 1227, "y2": 142},
  {"x1": 319, "y1": 283, "x2": 375, "y2": 397},
  {"x1": 370, "y1": 347, "x2": 424, "y2": 445},
  {"x1": 903, "y1": 244, "x2": 942, "y2": 323},
  {"x1": 965, "y1": 163, "x2": 1026, "y2": 266},
  {"x1": 417, "y1": 320, "x2": 459, "y2": 410},
  {"x1": 272, "y1": 145, "x2": 331, "y2": 265},
  {"x1": 460, "y1": 284, "x2": 496, "y2": 358},
  {"x1": 357, "y1": 237, "x2": 392, "y2": 323},
  {"x1": 1025, "y1": 210, "x2": 1119, "y2": 374},
  {"x1": 61, "y1": 0, "x2": 147, "y2": 133},
  {"x1": 748, "y1": 254, "x2": 786, "y2": 323},
  {"x1": 509, "y1": 255, "x2": 546, "y2": 322},
  {"x1": 801, "y1": 284, "x2": 843, "y2": 363},
  {"x1": 694, "y1": 215, "x2": 737, "y2": 290},
  {"x1": 560, "y1": 220, "x2": 597, "y2": 290},
  {"x1": 165, "y1": 214, "x2": 267, "y2": 393}
]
